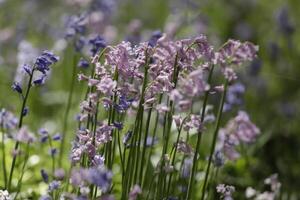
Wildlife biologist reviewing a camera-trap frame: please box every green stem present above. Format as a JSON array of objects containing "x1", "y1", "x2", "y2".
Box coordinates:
[
  {"x1": 185, "y1": 65, "x2": 214, "y2": 199},
  {"x1": 138, "y1": 107, "x2": 153, "y2": 185},
  {"x1": 200, "y1": 80, "x2": 228, "y2": 200},
  {"x1": 166, "y1": 117, "x2": 187, "y2": 195},
  {"x1": 48, "y1": 136, "x2": 56, "y2": 175},
  {"x1": 1, "y1": 124, "x2": 7, "y2": 188},
  {"x1": 59, "y1": 52, "x2": 77, "y2": 167},
  {"x1": 8, "y1": 69, "x2": 34, "y2": 191},
  {"x1": 142, "y1": 94, "x2": 162, "y2": 188},
  {"x1": 14, "y1": 142, "x2": 30, "y2": 200}
]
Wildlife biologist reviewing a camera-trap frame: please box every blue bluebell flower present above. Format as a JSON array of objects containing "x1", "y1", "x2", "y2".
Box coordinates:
[
  {"x1": 66, "y1": 14, "x2": 87, "y2": 37},
  {"x1": 0, "y1": 108, "x2": 18, "y2": 129},
  {"x1": 39, "y1": 128, "x2": 49, "y2": 143},
  {"x1": 123, "y1": 131, "x2": 133, "y2": 145},
  {"x1": 213, "y1": 150, "x2": 225, "y2": 167},
  {"x1": 23, "y1": 64, "x2": 33, "y2": 75},
  {"x1": 113, "y1": 122, "x2": 123, "y2": 130},
  {"x1": 42, "y1": 51, "x2": 59, "y2": 63},
  {"x1": 75, "y1": 37, "x2": 86, "y2": 52},
  {"x1": 12, "y1": 82, "x2": 23, "y2": 94},
  {"x1": 89, "y1": 35, "x2": 106, "y2": 56},
  {"x1": 148, "y1": 30, "x2": 162, "y2": 47},
  {"x1": 78, "y1": 58, "x2": 89, "y2": 68},
  {"x1": 33, "y1": 75, "x2": 46, "y2": 85},
  {"x1": 114, "y1": 96, "x2": 134, "y2": 113},
  {"x1": 39, "y1": 195, "x2": 51, "y2": 200},
  {"x1": 50, "y1": 148, "x2": 57, "y2": 156},
  {"x1": 22, "y1": 107, "x2": 29, "y2": 117},
  {"x1": 48, "y1": 180, "x2": 61, "y2": 192},
  {"x1": 34, "y1": 51, "x2": 59, "y2": 74},
  {"x1": 40, "y1": 169, "x2": 49, "y2": 183},
  {"x1": 52, "y1": 133, "x2": 61, "y2": 141},
  {"x1": 86, "y1": 167, "x2": 112, "y2": 191}
]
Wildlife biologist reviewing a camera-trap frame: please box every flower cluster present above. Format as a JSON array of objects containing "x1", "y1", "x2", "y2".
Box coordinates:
[
  {"x1": 216, "y1": 184, "x2": 235, "y2": 200},
  {"x1": 218, "y1": 111, "x2": 260, "y2": 160},
  {"x1": 245, "y1": 174, "x2": 281, "y2": 200}
]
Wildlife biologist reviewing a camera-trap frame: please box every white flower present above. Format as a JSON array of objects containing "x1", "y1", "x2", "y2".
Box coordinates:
[
  {"x1": 245, "y1": 187, "x2": 257, "y2": 198},
  {"x1": 0, "y1": 190, "x2": 11, "y2": 200}
]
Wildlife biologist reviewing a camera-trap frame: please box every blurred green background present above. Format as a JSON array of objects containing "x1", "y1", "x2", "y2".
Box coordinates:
[{"x1": 0, "y1": 0, "x2": 300, "y2": 199}]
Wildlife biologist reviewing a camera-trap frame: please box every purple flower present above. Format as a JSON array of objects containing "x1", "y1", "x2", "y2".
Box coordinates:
[
  {"x1": 39, "y1": 128, "x2": 49, "y2": 143},
  {"x1": 96, "y1": 124, "x2": 113, "y2": 145},
  {"x1": 41, "y1": 169, "x2": 49, "y2": 183},
  {"x1": 23, "y1": 64, "x2": 33, "y2": 75},
  {"x1": 52, "y1": 133, "x2": 61, "y2": 141},
  {"x1": 224, "y1": 82, "x2": 245, "y2": 112},
  {"x1": 92, "y1": 154, "x2": 105, "y2": 166},
  {"x1": 34, "y1": 51, "x2": 59, "y2": 75},
  {"x1": 96, "y1": 76, "x2": 116, "y2": 96},
  {"x1": 39, "y1": 195, "x2": 51, "y2": 200},
  {"x1": 78, "y1": 58, "x2": 89, "y2": 68},
  {"x1": 89, "y1": 35, "x2": 106, "y2": 56},
  {"x1": 22, "y1": 107, "x2": 29, "y2": 117},
  {"x1": 276, "y1": 7, "x2": 295, "y2": 36},
  {"x1": 216, "y1": 184, "x2": 235, "y2": 200},
  {"x1": 113, "y1": 122, "x2": 123, "y2": 130},
  {"x1": 86, "y1": 167, "x2": 112, "y2": 191},
  {"x1": 50, "y1": 148, "x2": 57, "y2": 156},
  {"x1": 123, "y1": 131, "x2": 133, "y2": 145},
  {"x1": 176, "y1": 138, "x2": 193, "y2": 156},
  {"x1": 129, "y1": 185, "x2": 142, "y2": 200},
  {"x1": 54, "y1": 168, "x2": 65, "y2": 180},
  {"x1": 33, "y1": 75, "x2": 46, "y2": 85},
  {"x1": 14, "y1": 126, "x2": 36, "y2": 143},
  {"x1": 0, "y1": 108, "x2": 18, "y2": 130},
  {"x1": 148, "y1": 30, "x2": 162, "y2": 47},
  {"x1": 12, "y1": 82, "x2": 22, "y2": 94},
  {"x1": 213, "y1": 150, "x2": 225, "y2": 167},
  {"x1": 65, "y1": 14, "x2": 87, "y2": 37},
  {"x1": 181, "y1": 158, "x2": 193, "y2": 178},
  {"x1": 218, "y1": 111, "x2": 260, "y2": 160},
  {"x1": 48, "y1": 180, "x2": 61, "y2": 192},
  {"x1": 42, "y1": 50, "x2": 59, "y2": 63}
]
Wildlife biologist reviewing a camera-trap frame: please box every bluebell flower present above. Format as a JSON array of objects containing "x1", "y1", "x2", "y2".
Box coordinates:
[
  {"x1": 113, "y1": 122, "x2": 123, "y2": 130},
  {"x1": 35, "y1": 56, "x2": 52, "y2": 74},
  {"x1": 123, "y1": 131, "x2": 133, "y2": 145},
  {"x1": 23, "y1": 64, "x2": 33, "y2": 75},
  {"x1": 78, "y1": 58, "x2": 89, "y2": 68},
  {"x1": 50, "y1": 148, "x2": 57, "y2": 156},
  {"x1": 39, "y1": 128, "x2": 49, "y2": 135},
  {"x1": 33, "y1": 75, "x2": 46, "y2": 85},
  {"x1": 52, "y1": 133, "x2": 61, "y2": 141},
  {"x1": 12, "y1": 82, "x2": 22, "y2": 94},
  {"x1": 48, "y1": 180, "x2": 61, "y2": 192},
  {"x1": 114, "y1": 96, "x2": 133, "y2": 113},
  {"x1": 0, "y1": 108, "x2": 18, "y2": 130},
  {"x1": 41, "y1": 169, "x2": 49, "y2": 183},
  {"x1": 276, "y1": 7, "x2": 295, "y2": 36},
  {"x1": 65, "y1": 14, "x2": 87, "y2": 37},
  {"x1": 34, "y1": 51, "x2": 59, "y2": 74},
  {"x1": 89, "y1": 35, "x2": 106, "y2": 56},
  {"x1": 40, "y1": 135, "x2": 48, "y2": 143},
  {"x1": 223, "y1": 82, "x2": 245, "y2": 112},
  {"x1": 86, "y1": 167, "x2": 112, "y2": 191},
  {"x1": 39, "y1": 128, "x2": 49, "y2": 143},
  {"x1": 42, "y1": 50, "x2": 59, "y2": 63},
  {"x1": 22, "y1": 107, "x2": 29, "y2": 117},
  {"x1": 148, "y1": 30, "x2": 162, "y2": 47},
  {"x1": 213, "y1": 150, "x2": 225, "y2": 167},
  {"x1": 75, "y1": 37, "x2": 86, "y2": 52},
  {"x1": 39, "y1": 195, "x2": 51, "y2": 200}
]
